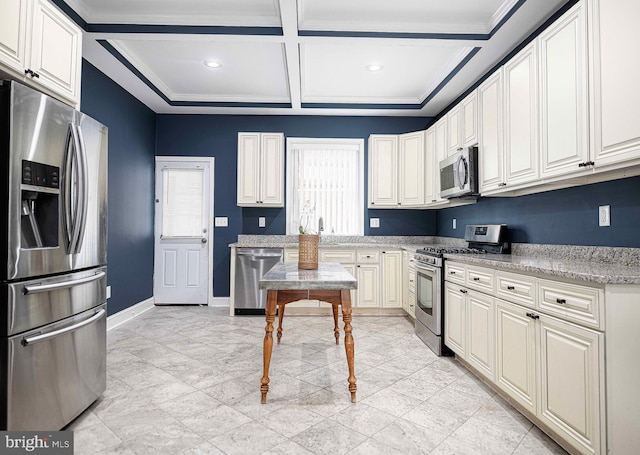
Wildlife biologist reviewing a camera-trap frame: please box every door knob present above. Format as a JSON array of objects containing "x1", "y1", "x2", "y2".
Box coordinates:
[{"x1": 201, "y1": 238, "x2": 207, "y2": 243}]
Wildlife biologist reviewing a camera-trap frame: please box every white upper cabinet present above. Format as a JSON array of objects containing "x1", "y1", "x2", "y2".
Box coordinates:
[
  {"x1": 368, "y1": 135, "x2": 398, "y2": 207},
  {"x1": 539, "y1": 1, "x2": 589, "y2": 178},
  {"x1": 424, "y1": 126, "x2": 437, "y2": 204},
  {"x1": 398, "y1": 131, "x2": 425, "y2": 206},
  {"x1": 434, "y1": 117, "x2": 448, "y2": 201},
  {"x1": 0, "y1": 0, "x2": 29, "y2": 74},
  {"x1": 503, "y1": 42, "x2": 539, "y2": 186},
  {"x1": 368, "y1": 132, "x2": 425, "y2": 208},
  {"x1": 448, "y1": 91, "x2": 478, "y2": 156},
  {"x1": 590, "y1": 0, "x2": 640, "y2": 167},
  {"x1": 237, "y1": 132, "x2": 284, "y2": 207},
  {"x1": 478, "y1": 71, "x2": 504, "y2": 193},
  {"x1": 0, "y1": 0, "x2": 82, "y2": 106}
]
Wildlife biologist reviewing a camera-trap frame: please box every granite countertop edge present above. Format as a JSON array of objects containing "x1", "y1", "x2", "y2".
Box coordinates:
[{"x1": 444, "y1": 253, "x2": 640, "y2": 285}]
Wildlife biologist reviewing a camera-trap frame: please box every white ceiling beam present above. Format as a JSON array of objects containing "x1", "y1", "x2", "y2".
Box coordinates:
[{"x1": 279, "y1": 0, "x2": 301, "y2": 109}]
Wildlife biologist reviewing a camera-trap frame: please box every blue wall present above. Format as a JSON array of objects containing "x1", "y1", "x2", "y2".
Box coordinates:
[
  {"x1": 155, "y1": 115, "x2": 434, "y2": 297},
  {"x1": 436, "y1": 176, "x2": 640, "y2": 247},
  {"x1": 81, "y1": 60, "x2": 156, "y2": 316}
]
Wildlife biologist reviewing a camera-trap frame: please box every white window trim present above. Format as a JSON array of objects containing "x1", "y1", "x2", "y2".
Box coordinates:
[{"x1": 286, "y1": 137, "x2": 365, "y2": 236}]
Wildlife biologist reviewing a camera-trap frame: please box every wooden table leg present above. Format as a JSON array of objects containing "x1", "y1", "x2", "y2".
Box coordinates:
[
  {"x1": 332, "y1": 304, "x2": 340, "y2": 345},
  {"x1": 261, "y1": 290, "x2": 277, "y2": 404},
  {"x1": 277, "y1": 304, "x2": 285, "y2": 344},
  {"x1": 340, "y1": 290, "x2": 357, "y2": 403}
]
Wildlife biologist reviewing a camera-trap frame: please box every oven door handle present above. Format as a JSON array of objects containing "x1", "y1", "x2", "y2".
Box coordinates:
[
  {"x1": 21, "y1": 309, "x2": 106, "y2": 346},
  {"x1": 415, "y1": 262, "x2": 438, "y2": 274}
]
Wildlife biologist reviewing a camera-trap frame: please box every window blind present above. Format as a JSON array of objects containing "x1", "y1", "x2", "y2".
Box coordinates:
[
  {"x1": 161, "y1": 168, "x2": 204, "y2": 237},
  {"x1": 288, "y1": 144, "x2": 361, "y2": 235}
]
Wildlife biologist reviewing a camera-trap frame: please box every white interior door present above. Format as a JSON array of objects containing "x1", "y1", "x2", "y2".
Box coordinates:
[{"x1": 154, "y1": 157, "x2": 214, "y2": 305}]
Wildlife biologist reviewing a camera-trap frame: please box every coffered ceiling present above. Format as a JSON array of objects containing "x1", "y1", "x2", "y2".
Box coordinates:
[{"x1": 58, "y1": 0, "x2": 568, "y2": 116}]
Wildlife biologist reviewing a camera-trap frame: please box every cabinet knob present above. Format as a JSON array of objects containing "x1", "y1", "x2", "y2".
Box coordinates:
[
  {"x1": 498, "y1": 182, "x2": 507, "y2": 187},
  {"x1": 526, "y1": 312, "x2": 540, "y2": 320},
  {"x1": 556, "y1": 298, "x2": 566, "y2": 304},
  {"x1": 473, "y1": 277, "x2": 480, "y2": 281},
  {"x1": 450, "y1": 271, "x2": 456, "y2": 275},
  {"x1": 507, "y1": 285, "x2": 515, "y2": 290},
  {"x1": 460, "y1": 289, "x2": 467, "y2": 294}
]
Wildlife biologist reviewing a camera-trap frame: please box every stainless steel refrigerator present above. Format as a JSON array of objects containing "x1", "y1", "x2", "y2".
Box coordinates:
[{"x1": 0, "y1": 80, "x2": 108, "y2": 430}]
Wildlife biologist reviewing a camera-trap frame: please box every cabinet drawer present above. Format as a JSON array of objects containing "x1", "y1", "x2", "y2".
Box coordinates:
[
  {"x1": 537, "y1": 279, "x2": 603, "y2": 330},
  {"x1": 408, "y1": 268, "x2": 416, "y2": 292},
  {"x1": 320, "y1": 249, "x2": 356, "y2": 263},
  {"x1": 444, "y1": 262, "x2": 465, "y2": 284},
  {"x1": 284, "y1": 249, "x2": 298, "y2": 262},
  {"x1": 357, "y1": 250, "x2": 379, "y2": 263},
  {"x1": 465, "y1": 266, "x2": 494, "y2": 293},
  {"x1": 496, "y1": 271, "x2": 536, "y2": 308}
]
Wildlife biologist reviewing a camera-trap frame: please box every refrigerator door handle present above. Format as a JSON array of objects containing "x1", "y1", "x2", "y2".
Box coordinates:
[
  {"x1": 21, "y1": 309, "x2": 106, "y2": 346},
  {"x1": 73, "y1": 124, "x2": 89, "y2": 254},
  {"x1": 23, "y1": 271, "x2": 106, "y2": 294},
  {"x1": 61, "y1": 123, "x2": 75, "y2": 252}
]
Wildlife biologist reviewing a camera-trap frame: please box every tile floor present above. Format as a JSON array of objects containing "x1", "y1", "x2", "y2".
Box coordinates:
[{"x1": 68, "y1": 306, "x2": 568, "y2": 455}]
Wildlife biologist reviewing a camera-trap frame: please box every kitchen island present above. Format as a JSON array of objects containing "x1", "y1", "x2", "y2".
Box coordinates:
[{"x1": 258, "y1": 262, "x2": 358, "y2": 404}]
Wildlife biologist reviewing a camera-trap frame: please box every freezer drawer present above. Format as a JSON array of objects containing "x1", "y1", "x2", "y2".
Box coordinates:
[
  {"x1": 0, "y1": 303, "x2": 106, "y2": 430},
  {"x1": 0, "y1": 266, "x2": 107, "y2": 337}
]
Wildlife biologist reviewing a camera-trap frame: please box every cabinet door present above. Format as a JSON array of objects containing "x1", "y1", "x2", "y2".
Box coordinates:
[
  {"x1": 398, "y1": 131, "x2": 425, "y2": 206},
  {"x1": 424, "y1": 126, "x2": 437, "y2": 204},
  {"x1": 539, "y1": 2, "x2": 589, "y2": 178},
  {"x1": 495, "y1": 299, "x2": 536, "y2": 414},
  {"x1": 30, "y1": 0, "x2": 82, "y2": 103},
  {"x1": 237, "y1": 133, "x2": 261, "y2": 205},
  {"x1": 381, "y1": 250, "x2": 402, "y2": 308},
  {"x1": 260, "y1": 133, "x2": 284, "y2": 206},
  {"x1": 503, "y1": 42, "x2": 539, "y2": 186},
  {"x1": 447, "y1": 104, "x2": 462, "y2": 155},
  {"x1": 444, "y1": 282, "x2": 466, "y2": 357},
  {"x1": 356, "y1": 264, "x2": 379, "y2": 308},
  {"x1": 538, "y1": 315, "x2": 603, "y2": 455},
  {"x1": 467, "y1": 290, "x2": 495, "y2": 381},
  {"x1": 368, "y1": 135, "x2": 398, "y2": 207},
  {"x1": 478, "y1": 71, "x2": 504, "y2": 193},
  {"x1": 0, "y1": 0, "x2": 29, "y2": 73},
  {"x1": 592, "y1": 0, "x2": 640, "y2": 166},
  {"x1": 461, "y1": 91, "x2": 478, "y2": 147},
  {"x1": 434, "y1": 117, "x2": 448, "y2": 201}
]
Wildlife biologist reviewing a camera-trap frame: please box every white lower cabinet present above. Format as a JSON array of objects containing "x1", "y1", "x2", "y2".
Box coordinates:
[
  {"x1": 381, "y1": 250, "x2": 402, "y2": 308},
  {"x1": 356, "y1": 264, "x2": 379, "y2": 308},
  {"x1": 495, "y1": 299, "x2": 537, "y2": 414},
  {"x1": 402, "y1": 251, "x2": 416, "y2": 318},
  {"x1": 446, "y1": 261, "x2": 605, "y2": 455}
]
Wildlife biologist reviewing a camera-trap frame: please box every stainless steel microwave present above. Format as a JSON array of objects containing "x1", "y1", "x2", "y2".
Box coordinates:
[{"x1": 439, "y1": 146, "x2": 479, "y2": 199}]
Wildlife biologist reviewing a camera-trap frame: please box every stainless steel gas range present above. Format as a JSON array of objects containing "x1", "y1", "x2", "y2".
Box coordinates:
[{"x1": 414, "y1": 224, "x2": 508, "y2": 356}]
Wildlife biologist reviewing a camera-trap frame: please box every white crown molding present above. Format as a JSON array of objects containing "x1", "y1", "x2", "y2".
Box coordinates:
[
  {"x1": 418, "y1": 47, "x2": 474, "y2": 103},
  {"x1": 489, "y1": 0, "x2": 522, "y2": 32}
]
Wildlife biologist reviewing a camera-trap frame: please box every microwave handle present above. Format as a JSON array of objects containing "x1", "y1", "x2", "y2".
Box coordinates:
[{"x1": 456, "y1": 155, "x2": 468, "y2": 189}]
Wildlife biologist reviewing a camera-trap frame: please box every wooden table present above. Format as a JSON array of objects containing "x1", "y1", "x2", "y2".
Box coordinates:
[{"x1": 258, "y1": 262, "x2": 358, "y2": 404}]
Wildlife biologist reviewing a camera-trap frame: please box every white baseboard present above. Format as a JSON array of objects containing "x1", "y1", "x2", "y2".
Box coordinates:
[
  {"x1": 107, "y1": 297, "x2": 155, "y2": 331},
  {"x1": 210, "y1": 297, "x2": 230, "y2": 307}
]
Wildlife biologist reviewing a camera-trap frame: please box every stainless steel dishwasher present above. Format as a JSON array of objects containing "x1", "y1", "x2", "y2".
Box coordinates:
[{"x1": 234, "y1": 248, "x2": 283, "y2": 315}]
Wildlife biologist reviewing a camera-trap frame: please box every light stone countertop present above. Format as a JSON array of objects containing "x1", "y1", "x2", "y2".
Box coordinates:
[
  {"x1": 444, "y1": 253, "x2": 640, "y2": 285},
  {"x1": 230, "y1": 234, "x2": 640, "y2": 285},
  {"x1": 259, "y1": 262, "x2": 358, "y2": 290}
]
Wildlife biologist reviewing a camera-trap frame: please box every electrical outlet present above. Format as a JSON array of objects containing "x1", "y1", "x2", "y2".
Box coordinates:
[
  {"x1": 453, "y1": 218, "x2": 457, "y2": 230},
  {"x1": 106, "y1": 286, "x2": 111, "y2": 299},
  {"x1": 599, "y1": 205, "x2": 610, "y2": 227},
  {"x1": 370, "y1": 218, "x2": 380, "y2": 228},
  {"x1": 214, "y1": 217, "x2": 228, "y2": 227},
  {"x1": 258, "y1": 216, "x2": 266, "y2": 228}
]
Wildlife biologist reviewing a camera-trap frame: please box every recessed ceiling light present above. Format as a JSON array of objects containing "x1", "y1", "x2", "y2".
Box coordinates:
[
  {"x1": 365, "y1": 64, "x2": 384, "y2": 72},
  {"x1": 204, "y1": 60, "x2": 222, "y2": 68}
]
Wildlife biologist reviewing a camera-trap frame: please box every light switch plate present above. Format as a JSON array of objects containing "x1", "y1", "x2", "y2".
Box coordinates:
[
  {"x1": 453, "y1": 218, "x2": 457, "y2": 229},
  {"x1": 370, "y1": 218, "x2": 380, "y2": 228},
  {"x1": 106, "y1": 286, "x2": 111, "y2": 299},
  {"x1": 258, "y1": 216, "x2": 266, "y2": 228},
  {"x1": 214, "y1": 217, "x2": 228, "y2": 227},
  {"x1": 599, "y1": 205, "x2": 610, "y2": 227}
]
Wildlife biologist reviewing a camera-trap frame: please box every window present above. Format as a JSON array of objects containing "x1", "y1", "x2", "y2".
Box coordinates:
[
  {"x1": 161, "y1": 168, "x2": 204, "y2": 237},
  {"x1": 286, "y1": 138, "x2": 364, "y2": 235}
]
